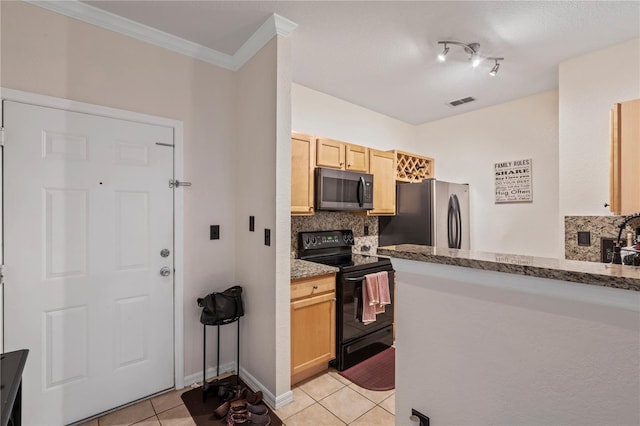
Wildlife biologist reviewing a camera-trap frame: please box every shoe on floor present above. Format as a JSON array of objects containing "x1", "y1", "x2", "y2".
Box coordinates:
[
  {"x1": 248, "y1": 411, "x2": 271, "y2": 426},
  {"x1": 247, "y1": 403, "x2": 268, "y2": 416}
]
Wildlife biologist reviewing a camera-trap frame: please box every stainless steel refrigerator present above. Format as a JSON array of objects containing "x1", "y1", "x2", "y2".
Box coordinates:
[{"x1": 379, "y1": 179, "x2": 470, "y2": 249}]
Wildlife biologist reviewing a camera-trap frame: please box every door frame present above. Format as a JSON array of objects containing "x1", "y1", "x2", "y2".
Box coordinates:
[{"x1": 0, "y1": 87, "x2": 185, "y2": 389}]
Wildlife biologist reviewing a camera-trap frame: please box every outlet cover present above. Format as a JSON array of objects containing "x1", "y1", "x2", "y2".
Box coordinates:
[{"x1": 577, "y1": 231, "x2": 591, "y2": 246}]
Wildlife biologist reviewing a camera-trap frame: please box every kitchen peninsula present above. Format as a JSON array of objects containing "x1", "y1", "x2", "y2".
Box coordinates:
[{"x1": 379, "y1": 244, "x2": 640, "y2": 426}]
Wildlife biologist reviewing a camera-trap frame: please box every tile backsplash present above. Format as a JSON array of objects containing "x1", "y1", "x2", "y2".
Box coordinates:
[
  {"x1": 291, "y1": 212, "x2": 379, "y2": 256},
  {"x1": 564, "y1": 215, "x2": 640, "y2": 262}
]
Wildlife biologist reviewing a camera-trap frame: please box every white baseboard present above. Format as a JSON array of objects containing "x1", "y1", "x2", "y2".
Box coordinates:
[
  {"x1": 182, "y1": 361, "x2": 236, "y2": 388},
  {"x1": 184, "y1": 362, "x2": 294, "y2": 410},
  {"x1": 238, "y1": 366, "x2": 293, "y2": 410}
]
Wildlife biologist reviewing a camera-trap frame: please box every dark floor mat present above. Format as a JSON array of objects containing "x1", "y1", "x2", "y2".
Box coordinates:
[
  {"x1": 181, "y1": 376, "x2": 283, "y2": 426},
  {"x1": 339, "y1": 347, "x2": 395, "y2": 391}
]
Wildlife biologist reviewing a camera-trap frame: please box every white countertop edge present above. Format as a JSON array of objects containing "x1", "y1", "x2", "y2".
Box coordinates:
[{"x1": 392, "y1": 258, "x2": 640, "y2": 313}]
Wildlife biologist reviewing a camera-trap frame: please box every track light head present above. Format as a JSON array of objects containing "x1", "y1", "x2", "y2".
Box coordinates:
[
  {"x1": 437, "y1": 44, "x2": 449, "y2": 62},
  {"x1": 488, "y1": 57, "x2": 503, "y2": 76},
  {"x1": 471, "y1": 55, "x2": 481, "y2": 68},
  {"x1": 489, "y1": 62, "x2": 500, "y2": 76}
]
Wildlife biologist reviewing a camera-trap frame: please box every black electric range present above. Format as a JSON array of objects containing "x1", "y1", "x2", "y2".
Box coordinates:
[{"x1": 298, "y1": 230, "x2": 394, "y2": 371}]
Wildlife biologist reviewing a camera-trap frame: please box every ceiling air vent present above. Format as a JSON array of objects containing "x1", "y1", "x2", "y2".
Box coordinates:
[{"x1": 448, "y1": 96, "x2": 476, "y2": 107}]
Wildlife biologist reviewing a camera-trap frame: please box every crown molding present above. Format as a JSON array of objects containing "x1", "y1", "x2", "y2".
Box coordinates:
[
  {"x1": 232, "y1": 13, "x2": 298, "y2": 71},
  {"x1": 25, "y1": 1, "x2": 297, "y2": 71}
]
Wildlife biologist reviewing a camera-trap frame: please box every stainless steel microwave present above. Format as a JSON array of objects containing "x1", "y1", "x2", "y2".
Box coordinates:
[{"x1": 315, "y1": 167, "x2": 374, "y2": 211}]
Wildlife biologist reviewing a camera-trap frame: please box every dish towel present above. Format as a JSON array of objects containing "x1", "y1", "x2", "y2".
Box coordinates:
[{"x1": 362, "y1": 271, "x2": 391, "y2": 324}]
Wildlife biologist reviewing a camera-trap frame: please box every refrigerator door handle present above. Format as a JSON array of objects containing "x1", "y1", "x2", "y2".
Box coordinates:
[
  {"x1": 455, "y1": 195, "x2": 462, "y2": 248},
  {"x1": 447, "y1": 194, "x2": 462, "y2": 249}
]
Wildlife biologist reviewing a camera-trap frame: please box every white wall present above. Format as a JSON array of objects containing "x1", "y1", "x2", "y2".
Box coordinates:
[
  {"x1": 394, "y1": 259, "x2": 640, "y2": 425},
  {"x1": 274, "y1": 36, "x2": 293, "y2": 402},
  {"x1": 559, "y1": 39, "x2": 640, "y2": 218},
  {"x1": 292, "y1": 84, "x2": 415, "y2": 151},
  {"x1": 414, "y1": 91, "x2": 560, "y2": 257},
  {"x1": 234, "y1": 37, "x2": 292, "y2": 406},
  {"x1": 0, "y1": 1, "x2": 238, "y2": 380}
]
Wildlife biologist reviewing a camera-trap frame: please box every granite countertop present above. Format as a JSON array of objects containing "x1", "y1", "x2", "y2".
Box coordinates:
[
  {"x1": 291, "y1": 259, "x2": 339, "y2": 281},
  {"x1": 377, "y1": 244, "x2": 640, "y2": 291}
]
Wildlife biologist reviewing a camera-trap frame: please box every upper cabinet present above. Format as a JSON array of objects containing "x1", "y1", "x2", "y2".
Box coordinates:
[
  {"x1": 291, "y1": 132, "x2": 315, "y2": 215},
  {"x1": 316, "y1": 137, "x2": 369, "y2": 172},
  {"x1": 392, "y1": 150, "x2": 434, "y2": 182},
  {"x1": 367, "y1": 149, "x2": 396, "y2": 215},
  {"x1": 610, "y1": 99, "x2": 640, "y2": 215},
  {"x1": 291, "y1": 132, "x2": 435, "y2": 216}
]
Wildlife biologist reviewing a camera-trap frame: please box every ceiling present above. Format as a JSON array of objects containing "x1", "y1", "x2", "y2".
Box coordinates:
[{"x1": 84, "y1": 1, "x2": 640, "y2": 125}]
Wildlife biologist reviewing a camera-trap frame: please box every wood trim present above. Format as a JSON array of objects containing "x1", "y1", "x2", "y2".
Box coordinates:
[{"x1": 611, "y1": 103, "x2": 622, "y2": 214}]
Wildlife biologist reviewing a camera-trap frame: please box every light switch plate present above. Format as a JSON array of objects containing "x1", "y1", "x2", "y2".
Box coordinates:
[{"x1": 210, "y1": 225, "x2": 220, "y2": 240}]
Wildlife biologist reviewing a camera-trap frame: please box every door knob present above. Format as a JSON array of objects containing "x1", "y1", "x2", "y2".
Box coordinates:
[{"x1": 160, "y1": 267, "x2": 171, "y2": 277}]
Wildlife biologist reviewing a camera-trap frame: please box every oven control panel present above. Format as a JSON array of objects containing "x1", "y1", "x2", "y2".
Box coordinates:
[{"x1": 299, "y1": 230, "x2": 354, "y2": 250}]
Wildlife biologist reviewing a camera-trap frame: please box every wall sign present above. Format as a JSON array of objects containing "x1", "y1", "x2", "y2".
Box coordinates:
[{"x1": 495, "y1": 158, "x2": 532, "y2": 203}]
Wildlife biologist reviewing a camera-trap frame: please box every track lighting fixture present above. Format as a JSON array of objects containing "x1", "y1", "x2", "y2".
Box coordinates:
[{"x1": 437, "y1": 40, "x2": 504, "y2": 76}]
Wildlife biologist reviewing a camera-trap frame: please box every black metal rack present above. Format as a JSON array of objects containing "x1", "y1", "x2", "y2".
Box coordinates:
[{"x1": 201, "y1": 317, "x2": 241, "y2": 402}]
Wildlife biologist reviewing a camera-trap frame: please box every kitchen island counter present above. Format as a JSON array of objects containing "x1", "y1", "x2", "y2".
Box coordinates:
[
  {"x1": 378, "y1": 244, "x2": 640, "y2": 291},
  {"x1": 382, "y1": 244, "x2": 640, "y2": 425},
  {"x1": 290, "y1": 259, "x2": 338, "y2": 280}
]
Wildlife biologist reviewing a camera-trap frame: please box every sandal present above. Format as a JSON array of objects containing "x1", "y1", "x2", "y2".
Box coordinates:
[{"x1": 228, "y1": 413, "x2": 249, "y2": 426}]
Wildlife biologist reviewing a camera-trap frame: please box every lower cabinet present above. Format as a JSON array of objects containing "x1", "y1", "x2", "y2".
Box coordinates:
[{"x1": 291, "y1": 274, "x2": 336, "y2": 385}]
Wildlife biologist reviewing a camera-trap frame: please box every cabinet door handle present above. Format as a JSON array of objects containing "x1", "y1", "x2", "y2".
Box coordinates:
[
  {"x1": 313, "y1": 285, "x2": 318, "y2": 289},
  {"x1": 604, "y1": 202, "x2": 610, "y2": 207},
  {"x1": 340, "y1": 162, "x2": 344, "y2": 166}
]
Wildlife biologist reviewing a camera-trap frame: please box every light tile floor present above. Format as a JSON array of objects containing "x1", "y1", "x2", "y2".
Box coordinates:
[{"x1": 79, "y1": 369, "x2": 395, "y2": 426}]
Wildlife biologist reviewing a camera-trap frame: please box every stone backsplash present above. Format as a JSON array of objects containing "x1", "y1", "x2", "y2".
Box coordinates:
[
  {"x1": 291, "y1": 212, "x2": 379, "y2": 256},
  {"x1": 564, "y1": 215, "x2": 640, "y2": 262}
]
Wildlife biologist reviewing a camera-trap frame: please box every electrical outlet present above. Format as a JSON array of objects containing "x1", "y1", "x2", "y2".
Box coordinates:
[
  {"x1": 249, "y1": 216, "x2": 255, "y2": 232},
  {"x1": 210, "y1": 225, "x2": 220, "y2": 240},
  {"x1": 264, "y1": 229, "x2": 271, "y2": 246},
  {"x1": 364, "y1": 225, "x2": 369, "y2": 236},
  {"x1": 577, "y1": 231, "x2": 591, "y2": 246}
]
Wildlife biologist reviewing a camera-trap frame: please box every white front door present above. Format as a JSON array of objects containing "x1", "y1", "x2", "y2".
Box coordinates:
[{"x1": 3, "y1": 101, "x2": 175, "y2": 425}]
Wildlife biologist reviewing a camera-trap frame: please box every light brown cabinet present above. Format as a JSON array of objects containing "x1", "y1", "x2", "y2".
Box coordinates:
[
  {"x1": 610, "y1": 99, "x2": 640, "y2": 215},
  {"x1": 367, "y1": 149, "x2": 396, "y2": 215},
  {"x1": 291, "y1": 274, "x2": 336, "y2": 385},
  {"x1": 316, "y1": 137, "x2": 369, "y2": 172},
  {"x1": 291, "y1": 132, "x2": 315, "y2": 215}
]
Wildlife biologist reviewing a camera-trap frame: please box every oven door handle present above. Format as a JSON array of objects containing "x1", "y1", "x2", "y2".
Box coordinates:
[
  {"x1": 345, "y1": 270, "x2": 393, "y2": 282},
  {"x1": 345, "y1": 276, "x2": 366, "y2": 282}
]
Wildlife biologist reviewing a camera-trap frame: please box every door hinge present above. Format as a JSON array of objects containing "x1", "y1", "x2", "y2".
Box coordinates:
[
  {"x1": 169, "y1": 179, "x2": 192, "y2": 188},
  {"x1": 1, "y1": 127, "x2": 5, "y2": 146},
  {"x1": 0, "y1": 264, "x2": 5, "y2": 285}
]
